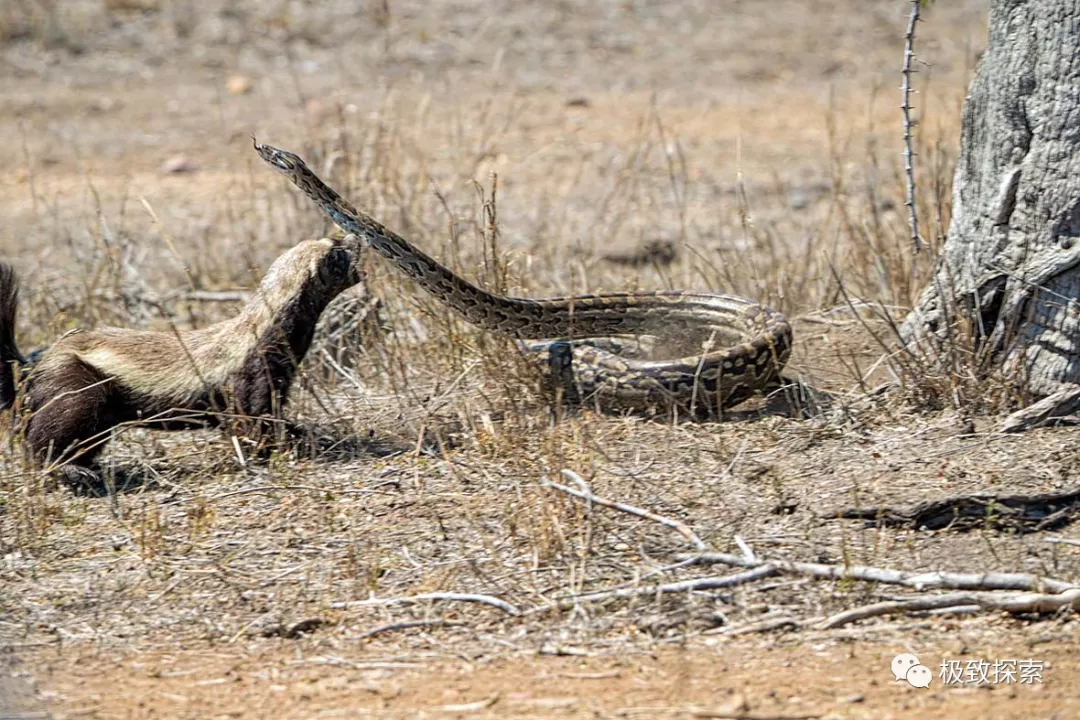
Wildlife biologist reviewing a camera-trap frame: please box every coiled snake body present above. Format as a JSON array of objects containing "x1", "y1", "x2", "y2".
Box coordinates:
[{"x1": 254, "y1": 141, "x2": 792, "y2": 414}]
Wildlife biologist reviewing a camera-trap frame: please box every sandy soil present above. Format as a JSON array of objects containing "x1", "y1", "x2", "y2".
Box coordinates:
[{"x1": 13, "y1": 636, "x2": 1078, "y2": 719}]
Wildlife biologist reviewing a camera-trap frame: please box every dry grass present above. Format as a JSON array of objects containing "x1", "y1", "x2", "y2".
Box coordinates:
[{"x1": 3, "y1": 1, "x2": 1080, "y2": 718}]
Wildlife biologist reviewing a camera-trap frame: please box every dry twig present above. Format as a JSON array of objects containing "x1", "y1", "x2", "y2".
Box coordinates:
[
  {"x1": 679, "y1": 552, "x2": 1077, "y2": 594},
  {"x1": 1001, "y1": 384, "x2": 1080, "y2": 432},
  {"x1": 1045, "y1": 537, "x2": 1080, "y2": 548},
  {"x1": 820, "y1": 588, "x2": 1080, "y2": 629},
  {"x1": 545, "y1": 566, "x2": 777, "y2": 611},
  {"x1": 547, "y1": 470, "x2": 708, "y2": 551}
]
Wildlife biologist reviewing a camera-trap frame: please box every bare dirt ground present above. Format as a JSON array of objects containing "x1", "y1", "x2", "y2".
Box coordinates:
[{"x1": 4, "y1": 1, "x2": 1080, "y2": 718}]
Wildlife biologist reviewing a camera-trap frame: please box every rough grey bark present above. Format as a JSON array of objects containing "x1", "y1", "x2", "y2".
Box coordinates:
[{"x1": 901, "y1": 0, "x2": 1080, "y2": 397}]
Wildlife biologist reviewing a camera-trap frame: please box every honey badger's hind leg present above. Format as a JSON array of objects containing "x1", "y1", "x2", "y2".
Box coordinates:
[
  {"x1": 0, "y1": 263, "x2": 26, "y2": 411},
  {"x1": 25, "y1": 357, "x2": 118, "y2": 490}
]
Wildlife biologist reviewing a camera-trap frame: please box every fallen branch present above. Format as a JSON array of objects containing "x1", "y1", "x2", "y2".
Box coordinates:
[
  {"x1": 733, "y1": 535, "x2": 757, "y2": 563},
  {"x1": 550, "y1": 566, "x2": 778, "y2": 610},
  {"x1": 548, "y1": 470, "x2": 708, "y2": 551},
  {"x1": 819, "y1": 588, "x2": 1080, "y2": 629},
  {"x1": 1045, "y1": 536, "x2": 1080, "y2": 548},
  {"x1": 329, "y1": 592, "x2": 519, "y2": 616},
  {"x1": 178, "y1": 289, "x2": 251, "y2": 303},
  {"x1": 677, "y1": 552, "x2": 1077, "y2": 594},
  {"x1": 924, "y1": 604, "x2": 982, "y2": 616},
  {"x1": 830, "y1": 487, "x2": 1080, "y2": 532},
  {"x1": 1002, "y1": 385, "x2": 1080, "y2": 433}
]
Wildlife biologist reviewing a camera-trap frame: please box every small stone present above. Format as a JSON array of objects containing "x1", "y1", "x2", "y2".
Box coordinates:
[
  {"x1": 707, "y1": 693, "x2": 749, "y2": 715},
  {"x1": 226, "y1": 75, "x2": 253, "y2": 95},
  {"x1": 160, "y1": 155, "x2": 198, "y2": 174},
  {"x1": 305, "y1": 97, "x2": 333, "y2": 123},
  {"x1": 92, "y1": 97, "x2": 119, "y2": 113}
]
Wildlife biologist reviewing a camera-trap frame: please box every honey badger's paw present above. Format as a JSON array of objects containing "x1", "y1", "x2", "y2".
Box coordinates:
[{"x1": 57, "y1": 464, "x2": 104, "y2": 494}]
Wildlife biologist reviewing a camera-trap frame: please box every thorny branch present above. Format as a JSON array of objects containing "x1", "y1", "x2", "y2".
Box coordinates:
[{"x1": 902, "y1": 0, "x2": 923, "y2": 253}]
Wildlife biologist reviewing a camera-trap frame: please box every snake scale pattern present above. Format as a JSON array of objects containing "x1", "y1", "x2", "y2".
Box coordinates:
[{"x1": 254, "y1": 140, "x2": 792, "y2": 414}]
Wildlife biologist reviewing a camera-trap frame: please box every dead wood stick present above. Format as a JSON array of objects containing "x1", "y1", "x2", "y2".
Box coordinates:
[
  {"x1": 1045, "y1": 536, "x2": 1080, "y2": 547},
  {"x1": 1001, "y1": 384, "x2": 1080, "y2": 433},
  {"x1": 819, "y1": 588, "x2": 1080, "y2": 629},
  {"x1": 178, "y1": 289, "x2": 251, "y2": 302},
  {"x1": 552, "y1": 566, "x2": 778, "y2": 609},
  {"x1": 923, "y1": 604, "x2": 982, "y2": 616},
  {"x1": 678, "y1": 552, "x2": 1077, "y2": 594},
  {"x1": 329, "y1": 592, "x2": 519, "y2": 616},
  {"x1": 733, "y1": 535, "x2": 757, "y2": 563},
  {"x1": 549, "y1": 470, "x2": 708, "y2": 551}
]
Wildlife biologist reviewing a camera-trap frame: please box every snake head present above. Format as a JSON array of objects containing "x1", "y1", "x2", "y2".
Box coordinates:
[{"x1": 252, "y1": 138, "x2": 305, "y2": 175}]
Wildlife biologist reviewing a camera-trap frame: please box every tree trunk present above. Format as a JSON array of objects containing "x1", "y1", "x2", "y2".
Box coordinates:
[{"x1": 901, "y1": 0, "x2": 1080, "y2": 398}]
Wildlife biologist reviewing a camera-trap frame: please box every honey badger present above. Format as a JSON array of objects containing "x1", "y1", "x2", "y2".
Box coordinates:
[{"x1": 0, "y1": 235, "x2": 364, "y2": 485}]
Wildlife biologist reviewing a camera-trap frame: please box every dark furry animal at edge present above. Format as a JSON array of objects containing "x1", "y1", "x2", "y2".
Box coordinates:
[{"x1": 0, "y1": 236, "x2": 364, "y2": 486}]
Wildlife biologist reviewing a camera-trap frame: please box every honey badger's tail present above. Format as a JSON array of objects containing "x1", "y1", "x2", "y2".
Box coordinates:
[{"x1": 0, "y1": 264, "x2": 26, "y2": 410}]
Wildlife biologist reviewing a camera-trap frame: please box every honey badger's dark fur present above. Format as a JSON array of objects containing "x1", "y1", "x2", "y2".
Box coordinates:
[{"x1": 0, "y1": 236, "x2": 364, "y2": 485}]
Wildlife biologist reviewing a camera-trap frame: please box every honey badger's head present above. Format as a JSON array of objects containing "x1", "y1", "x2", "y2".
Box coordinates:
[
  {"x1": 260, "y1": 235, "x2": 364, "y2": 301},
  {"x1": 317, "y1": 235, "x2": 365, "y2": 290}
]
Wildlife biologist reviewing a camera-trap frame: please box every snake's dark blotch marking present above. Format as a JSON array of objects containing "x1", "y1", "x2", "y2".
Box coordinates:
[
  {"x1": 253, "y1": 138, "x2": 793, "y2": 414},
  {"x1": 0, "y1": 237, "x2": 364, "y2": 485}
]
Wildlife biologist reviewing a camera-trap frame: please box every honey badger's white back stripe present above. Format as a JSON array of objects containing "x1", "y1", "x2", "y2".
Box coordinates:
[{"x1": 38, "y1": 238, "x2": 340, "y2": 405}]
